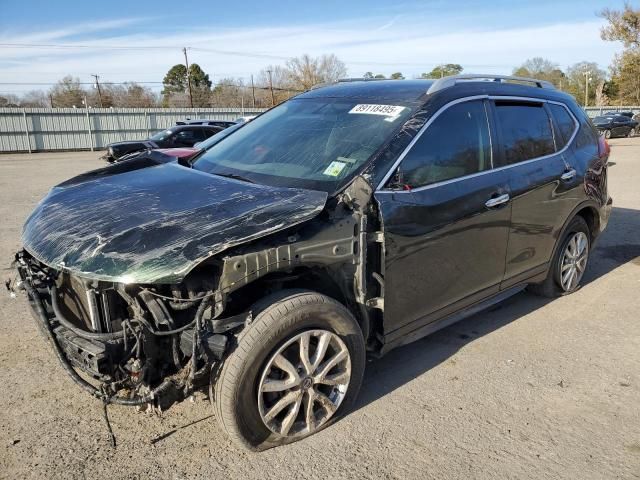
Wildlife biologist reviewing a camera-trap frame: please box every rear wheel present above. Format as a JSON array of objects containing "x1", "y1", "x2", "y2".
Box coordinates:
[
  {"x1": 528, "y1": 216, "x2": 591, "y2": 297},
  {"x1": 212, "y1": 290, "x2": 365, "y2": 451}
]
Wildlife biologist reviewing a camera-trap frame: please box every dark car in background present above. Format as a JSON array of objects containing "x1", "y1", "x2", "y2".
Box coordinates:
[
  {"x1": 13, "y1": 75, "x2": 611, "y2": 451},
  {"x1": 592, "y1": 114, "x2": 638, "y2": 138},
  {"x1": 103, "y1": 125, "x2": 223, "y2": 162},
  {"x1": 603, "y1": 111, "x2": 634, "y2": 118},
  {"x1": 176, "y1": 118, "x2": 237, "y2": 128},
  {"x1": 114, "y1": 123, "x2": 243, "y2": 164}
]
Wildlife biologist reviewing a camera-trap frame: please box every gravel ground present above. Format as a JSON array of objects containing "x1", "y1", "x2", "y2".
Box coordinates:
[{"x1": 0, "y1": 142, "x2": 639, "y2": 480}]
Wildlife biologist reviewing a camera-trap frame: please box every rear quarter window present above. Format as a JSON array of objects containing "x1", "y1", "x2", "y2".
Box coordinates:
[
  {"x1": 548, "y1": 103, "x2": 577, "y2": 149},
  {"x1": 574, "y1": 110, "x2": 600, "y2": 153},
  {"x1": 494, "y1": 101, "x2": 555, "y2": 165}
]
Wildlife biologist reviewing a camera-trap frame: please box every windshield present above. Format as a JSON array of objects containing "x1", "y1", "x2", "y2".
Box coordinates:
[
  {"x1": 150, "y1": 129, "x2": 173, "y2": 141},
  {"x1": 193, "y1": 98, "x2": 414, "y2": 192}
]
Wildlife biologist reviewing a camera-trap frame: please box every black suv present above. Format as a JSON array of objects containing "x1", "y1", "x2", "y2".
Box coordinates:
[
  {"x1": 13, "y1": 75, "x2": 612, "y2": 450},
  {"x1": 103, "y1": 125, "x2": 223, "y2": 162}
]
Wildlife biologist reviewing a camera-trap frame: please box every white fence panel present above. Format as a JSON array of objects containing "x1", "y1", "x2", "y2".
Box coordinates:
[{"x1": 0, "y1": 107, "x2": 266, "y2": 153}]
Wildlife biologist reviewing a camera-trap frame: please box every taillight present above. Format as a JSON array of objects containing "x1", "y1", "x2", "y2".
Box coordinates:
[{"x1": 598, "y1": 134, "x2": 610, "y2": 160}]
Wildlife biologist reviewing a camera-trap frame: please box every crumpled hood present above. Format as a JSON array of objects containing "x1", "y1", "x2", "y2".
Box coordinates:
[{"x1": 22, "y1": 160, "x2": 327, "y2": 284}]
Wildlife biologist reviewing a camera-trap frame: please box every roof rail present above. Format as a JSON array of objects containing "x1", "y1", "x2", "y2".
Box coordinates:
[
  {"x1": 337, "y1": 77, "x2": 386, "y2": 83},
  {"x1": 310, "y1": 77, "x2": 385, "y2": 90},
  {"x1": 426, "y1": 74, "x2": 556, "y2": 95}
]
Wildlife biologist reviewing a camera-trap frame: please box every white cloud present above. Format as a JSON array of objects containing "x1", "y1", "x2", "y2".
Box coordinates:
[{"x1": 0, "y1": 15, "x2": 622, "y2": 94}]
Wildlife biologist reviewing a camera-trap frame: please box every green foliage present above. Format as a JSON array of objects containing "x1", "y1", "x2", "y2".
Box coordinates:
[
  {"x1": 162, "y1": 63, "x2": 212, "y2": 107},
  {"x1": 600, "y1": 4, "x2": 640, "y2": 105},
  {"x1": 390, "y1": 72, "x2": 404, "y2": 80},
  {"x1": 599, "y1": 3, "x2": 640, "y2": 48},
  {"x1": 565, "y1": 61, "x2": 607, "y2": 106},
  {"x1": 421, "y1": 64, "x2": 463, "y2": 78},
  {"x1": 162, "y1": 64, "x2": 188, "y2": 96},
  {"x1": 609, "y1": 49, "x2": 640, "y2": 105}
]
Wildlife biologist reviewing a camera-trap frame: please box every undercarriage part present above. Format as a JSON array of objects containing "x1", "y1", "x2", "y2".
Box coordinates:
[
  {"x1": 53, "y1": 325, "x2": 122, "y2": 380},
  {"x1": 14, "y1": 252, "x2": 235, "y2": 409},
  {"x1": 179, "y1": 329, "x2": 227, "y2": 360}
]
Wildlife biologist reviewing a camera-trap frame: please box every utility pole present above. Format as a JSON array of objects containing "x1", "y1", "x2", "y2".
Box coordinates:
[
  {"x1": 91, "y1": 74, "x2": 103, "y2": 108},
  {"x1": 267, "y1": 69, "x2": 275, "y2": 106},
  {"x1": 250, "y1": 74, "x2": 256, "y2": 108},
  {"x1": 584, "y1": 69, "x2": 591, "y2": 107},
  {"x1": 183, "y1": 47, "x2": 194, "y2": 108}
]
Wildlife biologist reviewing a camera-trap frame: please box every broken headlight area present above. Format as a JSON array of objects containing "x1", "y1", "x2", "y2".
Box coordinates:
[{"x1": 13, "y1": 250, "x2": 244, "y2": 408}]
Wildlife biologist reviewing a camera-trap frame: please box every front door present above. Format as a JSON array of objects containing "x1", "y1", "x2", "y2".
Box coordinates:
[{"x1": 376, "y1": 99, "x2": 511, "y2": 339}]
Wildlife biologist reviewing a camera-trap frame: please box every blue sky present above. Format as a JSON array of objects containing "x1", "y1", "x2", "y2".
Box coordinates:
[{"x1": 0, "y1": 0, "x2": 629, "y2": 94}]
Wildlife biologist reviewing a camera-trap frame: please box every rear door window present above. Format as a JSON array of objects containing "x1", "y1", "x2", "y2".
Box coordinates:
[
  {"x1": 395, "y1": 100, "x2": 492, "y2": 188},
  {"x1": 548, "y1": 103, "x2": 577, "y2": 148},
  {"x1": 494, "y1": 101, "x2": 555, "y2": 165}
]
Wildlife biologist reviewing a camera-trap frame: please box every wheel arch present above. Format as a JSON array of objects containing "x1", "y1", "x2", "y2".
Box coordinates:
[
  {"x1": 223, "y1": 266, "x2": 370, "y2": 337},
  {"x1": 550, "y1": 201, "x2": 601, "y2": 265}
]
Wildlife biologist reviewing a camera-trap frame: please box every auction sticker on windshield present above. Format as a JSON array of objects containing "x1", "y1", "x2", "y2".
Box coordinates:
[
  {"x1": 323, "y1": 161, "x2": 347, "y2": 177},
  {"x1": 349, "y1": 104, "x2": 406, "y2": 117}
]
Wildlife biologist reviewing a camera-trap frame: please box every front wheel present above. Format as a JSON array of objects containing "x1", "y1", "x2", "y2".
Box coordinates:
[
  {"x1": 212, "y1": 290, "x2": 366, "y2": 451},
  {"x1": 604, "y1": 129, "x2": 612, "y2": 139}
]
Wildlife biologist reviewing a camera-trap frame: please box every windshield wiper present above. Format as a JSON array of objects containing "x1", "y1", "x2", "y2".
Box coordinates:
[{"x1": 214, "y1": 172, "x2": 255, "y2": 184}]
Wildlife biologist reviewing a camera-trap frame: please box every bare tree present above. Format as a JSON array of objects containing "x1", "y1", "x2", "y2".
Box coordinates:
[
  {"x1": 0, "y1": 94, "x2": 21, "y2": 107},
  {"x1": 513, "y1": 58, "x2": 566, "y2": 89},
  {"x1": 18, "y1": 90, "x2": 49, "y2": 107},
  {"x1": 285, "y1": 54, "x2": 346, "y2": 90},
  {"x1": 49, "y1": 76, "x2": 85, "y2": 108}
]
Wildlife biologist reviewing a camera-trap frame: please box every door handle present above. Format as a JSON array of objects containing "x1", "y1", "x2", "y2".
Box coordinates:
[
  {"x1": 485, "y1": 193, "x2": 510, "y2": 208},
  {"x1": 560, "y1": 169, "x2": 577, "y2": 181}
]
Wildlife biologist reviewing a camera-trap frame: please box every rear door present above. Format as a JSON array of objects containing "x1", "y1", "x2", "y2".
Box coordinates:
[
  {"x1": 491, "y1": 99, "x2": 580, "y2": 287},
  {"x1": 376, "y1": 99, "x2": 512, "y2": 338}
]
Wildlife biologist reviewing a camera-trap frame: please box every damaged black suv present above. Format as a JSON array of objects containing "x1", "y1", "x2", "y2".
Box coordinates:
[{"x1": 13, "y1": 75, "x2": 612, "y2": 450}]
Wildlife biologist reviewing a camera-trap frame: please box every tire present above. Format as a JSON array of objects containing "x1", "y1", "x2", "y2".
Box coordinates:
[
  {"x1": 604, "y1": 129, "x2": 612, "y2": 139},
  {"x1": 212, "y1": 289, "x2": 366, "y2": 451},
  {"x1": 528, "y1": 216, "x2": 591, "y2": 298}
]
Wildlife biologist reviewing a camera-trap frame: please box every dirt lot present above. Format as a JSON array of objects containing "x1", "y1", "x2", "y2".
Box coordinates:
[{"x1": 0, "y1": 142, "x2": 639, "y2": 480}]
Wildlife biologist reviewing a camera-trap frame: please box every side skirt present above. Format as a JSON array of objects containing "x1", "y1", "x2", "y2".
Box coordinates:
[{"x1": 379, "y1": 285, "x2": 526, "y2": 355}]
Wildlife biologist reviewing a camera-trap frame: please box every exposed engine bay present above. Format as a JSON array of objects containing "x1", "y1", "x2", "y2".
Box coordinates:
[{"x1": 10, "y1": 175, "x2": 383, "y2": 419}]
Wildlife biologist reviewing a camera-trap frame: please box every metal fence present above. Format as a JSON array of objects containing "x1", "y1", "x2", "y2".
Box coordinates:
[
  {"x1": 1, "y1": 105, "x2": 638, "y2": 153},
  {"x1": 584, "y1": 106, "x2": 640, "y2": 118},
  {"x1": 0, "y1": 107, "x2": 267, "y2": 153}
]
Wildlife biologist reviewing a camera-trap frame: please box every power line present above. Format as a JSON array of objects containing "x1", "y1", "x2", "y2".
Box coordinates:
[
  {"x1": 0, "y1": 42, "x2": 517, "y2": 68},
  {"x1": 0, "y1": 42, "x2": 289, "y2": 60}
]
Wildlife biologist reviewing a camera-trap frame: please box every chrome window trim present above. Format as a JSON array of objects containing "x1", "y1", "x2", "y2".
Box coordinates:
[{"x1": 376, "y1": 95, "x2": 580, "y2": 194}]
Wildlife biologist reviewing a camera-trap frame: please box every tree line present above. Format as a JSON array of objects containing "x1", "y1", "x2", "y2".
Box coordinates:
[{"x1": 1, "y1": 4, "x2": 639, "y2": 109}]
